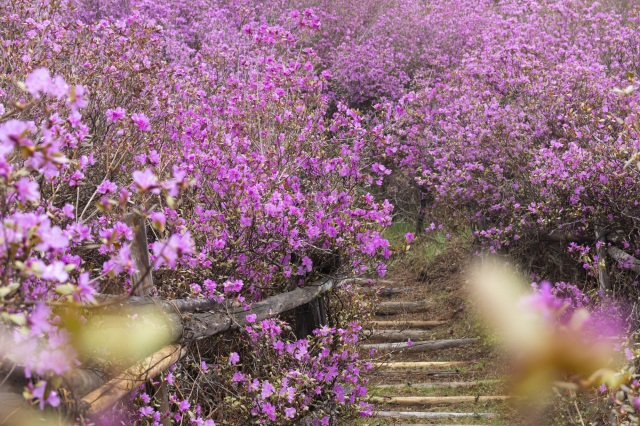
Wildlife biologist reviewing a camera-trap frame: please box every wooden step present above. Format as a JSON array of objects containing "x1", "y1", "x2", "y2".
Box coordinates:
[
  {"x1": 375, "y1": 380, "x2": 499, "y2": 389},
  {"x1": 367, "y1": 329, "x2": 433, "y2": 340},
  {"x1": 375, "y1": 301, "x2": 434, "y2": 315},
  {"x1": 374, "y1": 411, "x2": 497, "y2": 419},
  {"x1": 372, "y1": 361, "x2": 470, "y2": 370},
  {"x1": 372, "y1": 287, "x2": 415, "y2": 297},
  {"x1": 363, "y1": 338, "x2": 479, "y2": 353},
  {"x1": 371, "y1": 395, "x2": 511, "y2": 406},
  {"x1": 371, "y1": 370, "x2": 460, "y2": 377},
  {"x1": 364, "y1": 424, "x2": 498, "y2": 426},
  {"x1": 386, "y1": 424, "x2": 504, "y2": 426},
  {"x1": 370, "y1": 320, "x2": 447, "y2": 329},
  {"x1": 348, "y1": 277, "x2": 396, "y2": 286}
]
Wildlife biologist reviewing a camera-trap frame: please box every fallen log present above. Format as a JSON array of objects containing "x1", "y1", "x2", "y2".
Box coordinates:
[
  {"x1": 374, "y1": 411, "x2": 496, "y2": 419},
  {"x1": 367, "y1": 329, "x2": 433, "y2": 341},
  {"x1": 370, "y1": 395, "x2": 511, "y2": 406},
  {"x1": 375, "y1": 301, "x2": 434, "y2": 315},
  {"x1": 82, "y1": 344, "x2": 186, "y2": 416},
  {"x1": 363, "y1": 338, "x2": 479, "y2": 353},
  {"x1": 372, "y1": 361, "x2": 471, "y2": 370},
  {"x1": 608, "y1": 246, "x2": 640, "y2": 273},
  {"x1": 369, "y1": 320, "x2": 446, "y2": 329},
  {"x1": 375, "y1": 380, "x2": 498, "y2": 389}
]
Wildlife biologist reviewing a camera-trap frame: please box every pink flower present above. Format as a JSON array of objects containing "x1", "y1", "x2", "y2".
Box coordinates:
[
  {"x1": 62, "y1": 204, "x2": 74, "y2": 219},
  {"x1": 15, "y1": 177, "x2": 40, "y2": 203},
  {"x1": 229, "y1": 352, "x2": 240, "y2": 365},
  {"x1": 132, "y1": 112, "x2": 151, "y2": 131},
  {"x1": 68, "y1": 85, "x2": 87, "y2": 111},
  {"x1": 178, "y1": 399, "x2": 190, "y2": 412},
  {"x1": 42, "y1": 261, "x2": 69, "y2": 283},
  {"x1": 132, "y1": 169, "x2": 159, "y2": 192},
  {"x1": 625, "y1": 348, "x2": 634, "y2": 361},
  {"x1": 150, "y1": 211, "x2": 166, "y2": 230},
  {"x1": 261, "y1": 381, "x2": 275, "y2": 399},
  {"x1": 106, "y1": 107, "x2": 126, "y2": 123},
  {"x1": 36, "y1": 348, "x2": 74, "y2": 375},
  {"x1": 49, "y1": 75, "x2": 69, "y2": 99},
  {"x1": 245, "y1": 314, "x2": 257, "y2": 323},
  {"x1": 358, "y1": 402, "x2": 373, "y2": 417},
  {"x1": 301, "y1": 256, "x2": 313, "y2": 272},
  {"x1": 140, "y1": 406, "x2": 154, "y2": 416},
  {"x1": 404, "y1": 232, "x2": 414, "y2": 244},
  {"x1": 0, "y1": 119, "x2": 28, "y2": 151},
  {"x1": 31, "y1": 381, "x2": 60, "y2": 410},
  {"x1": 223, "y1": 279, "x2": 243, "y2": 293},
  {"x1": 97, "y1": 179, "x2": 117, "y2": 194},
  {"x1": 261, "y1": 402, "x2": 276, "y2": 421},
  {"x1": 284, "y1": 407, "x2": 296, "y2": 418},
  {"x1": 25, "y1": 68, "x2": 51, "y2": 97},
  {"x1": 151, "y1": 232, "x2": 194, "y2": 268},
  {"x1": 75, "y1": 272, "x2": 97, "y2": 303}
]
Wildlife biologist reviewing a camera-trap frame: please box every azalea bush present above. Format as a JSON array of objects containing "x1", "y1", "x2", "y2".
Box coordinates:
[
  {"x1": 374, "y1": 0, "x2": 640, "y2": 287},
  {"x1": 5, "y1": 0, "x2": 640, "y2": 423},
  {"x1": 0, "y1": 0, "x2": 391, "y2": 424}
]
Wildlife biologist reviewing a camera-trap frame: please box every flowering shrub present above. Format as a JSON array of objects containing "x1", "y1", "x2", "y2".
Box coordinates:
[
  {"x1": 0, "y1": 0, "x2": 391, "y2": 423},
  {"x1": 371, "y1": 0, "x2": 640, "y2": 286},
  {"x1": 5, "y1": 0, "x2": 640, "y2": 422}
]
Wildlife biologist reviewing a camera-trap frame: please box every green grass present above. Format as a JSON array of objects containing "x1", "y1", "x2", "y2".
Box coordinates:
[
  {"x1": 383, "y1": 220, "x2": 466, "y2": 275},
  {"x1": 382, "y1": 221, "x2": 417, "y2": 246}
]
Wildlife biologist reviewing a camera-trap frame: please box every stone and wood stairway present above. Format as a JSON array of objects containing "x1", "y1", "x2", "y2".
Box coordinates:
[{"x1": 357, "y1": 277, "x2": 513, "y2": 425}]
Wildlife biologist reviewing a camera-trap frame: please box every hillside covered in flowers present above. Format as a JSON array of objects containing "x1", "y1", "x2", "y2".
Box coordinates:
[{"x1": 2, "y1": 0, "x2": 640, "y2": 424}]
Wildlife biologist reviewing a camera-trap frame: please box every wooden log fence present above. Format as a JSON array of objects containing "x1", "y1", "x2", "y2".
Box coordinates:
[
  {"x1": 0, "y1": 213, "x2": 349, "y2": 421},
  {"x1": 76, "y1": 280, "x2": 341, "y2": 415}
]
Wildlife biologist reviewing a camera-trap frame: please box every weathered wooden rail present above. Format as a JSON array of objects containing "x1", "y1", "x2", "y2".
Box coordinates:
[
  {"x1": 67, "y1": 278, "x2": 338, "y2": 417},
  {"x1": 0, "y1": 214, "x2": 342, "y2": 422}
]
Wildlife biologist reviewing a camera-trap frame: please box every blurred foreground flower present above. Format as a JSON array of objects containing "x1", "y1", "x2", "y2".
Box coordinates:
[{"x1": 469, "y1": 258, "x2": 629, "y2": 397}]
